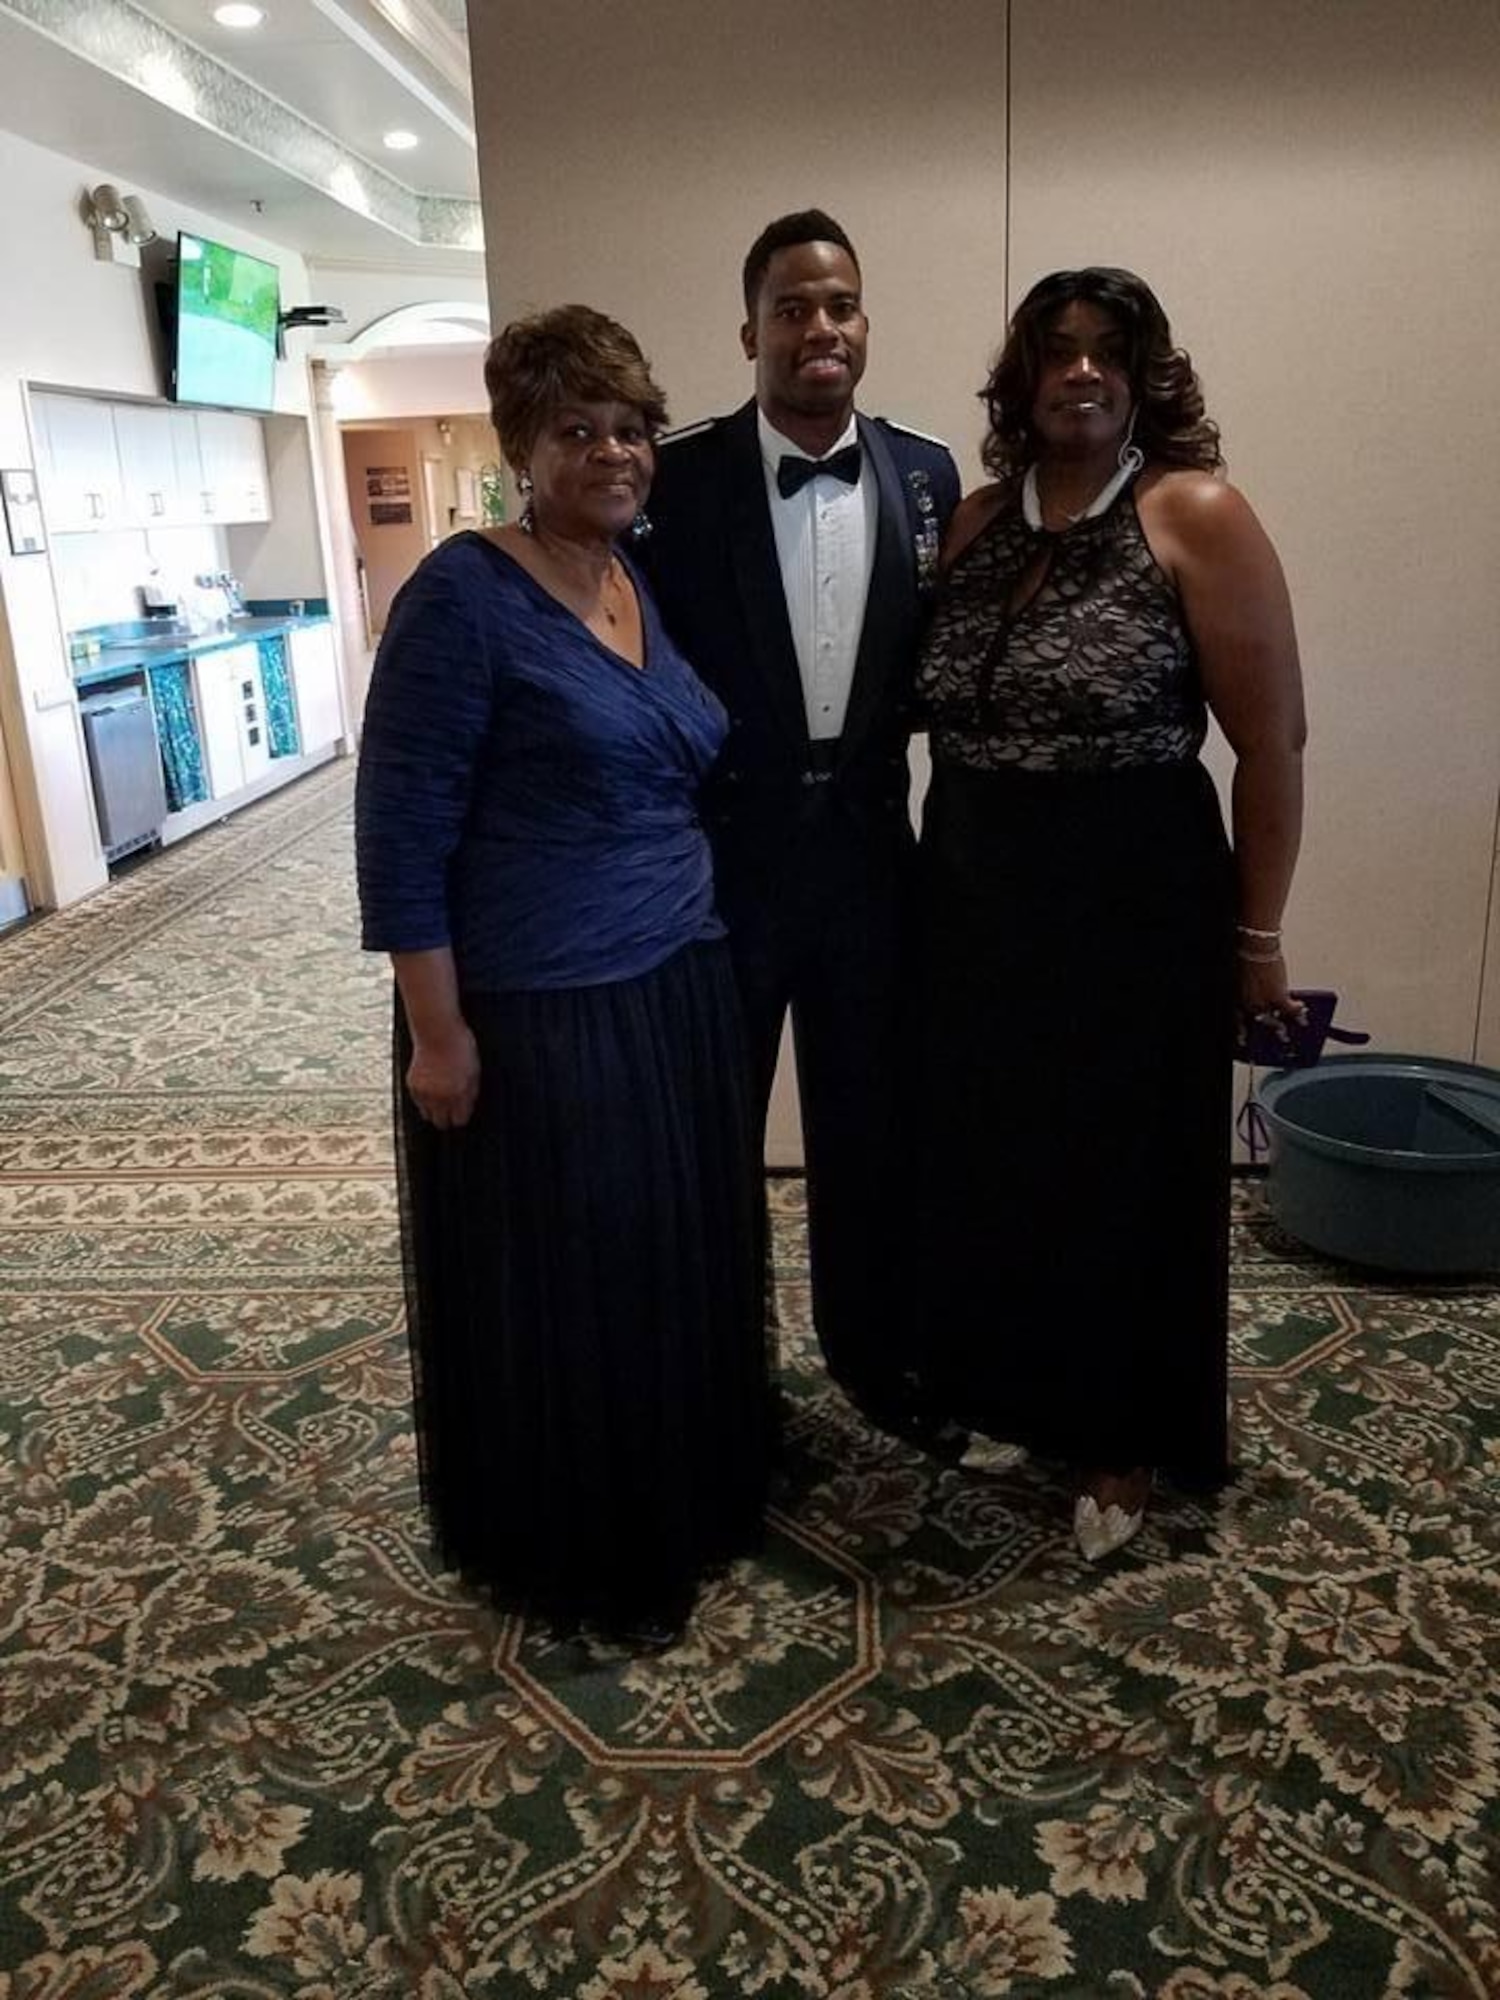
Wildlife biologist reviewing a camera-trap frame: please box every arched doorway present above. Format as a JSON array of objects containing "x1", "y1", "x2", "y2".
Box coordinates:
[{"x1": 310, "y1": 301, "x2": 493, "y2": 726}]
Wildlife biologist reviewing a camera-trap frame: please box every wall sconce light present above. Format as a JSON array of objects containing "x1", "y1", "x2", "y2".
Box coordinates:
[
  {"x1": 87, "y1": 184, "x2": 158, "y2": 262},
  {"x1": 437, "y1": 419, "x2": 454, "y2": 446}
]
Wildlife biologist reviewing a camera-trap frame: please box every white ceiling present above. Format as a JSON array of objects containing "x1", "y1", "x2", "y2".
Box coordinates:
[
  {"x1": 142, "y1": 0, "x2": 476, "y2": 186},
  {"x1": 0, "y1": 0, "x2": 484, "y2": 266}
]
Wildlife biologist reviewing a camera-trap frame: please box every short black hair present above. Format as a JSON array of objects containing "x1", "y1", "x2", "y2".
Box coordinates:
[{"x1": 742, "y1": 209, "x2": 860, "y2": 316}]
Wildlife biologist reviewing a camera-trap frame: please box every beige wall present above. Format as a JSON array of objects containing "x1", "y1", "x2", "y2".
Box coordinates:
[
  {"x1": 1005, "y1": 0, "x2": 1500, "y2": 1064},
  {"x1": 469, "y1": 0, "x2": 1500, "y2": 1153},
  {"x1": 469, "y1": 0, "x2": 1006, "y2": 469},
  {"x1": 329, "y1": 349, "x2": 489, "y2": 425}
]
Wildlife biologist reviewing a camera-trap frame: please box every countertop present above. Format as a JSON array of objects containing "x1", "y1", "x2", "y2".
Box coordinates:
[{"x1": 73, "y1": 613, "x2": 331, "y2": 690}]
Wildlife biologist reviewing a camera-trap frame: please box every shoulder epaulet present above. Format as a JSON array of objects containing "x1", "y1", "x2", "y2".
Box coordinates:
[
  {"x1": 656, "y1": 418, "x2": 717, "y2": 447},
  {"x1": 875, "y1": 416, "x2": 952, "y2": 452}
]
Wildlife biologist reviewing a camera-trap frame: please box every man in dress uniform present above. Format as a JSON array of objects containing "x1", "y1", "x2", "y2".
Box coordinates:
[{"x1": 643, "y1": 208, "x2": 961, "y2": 1437}]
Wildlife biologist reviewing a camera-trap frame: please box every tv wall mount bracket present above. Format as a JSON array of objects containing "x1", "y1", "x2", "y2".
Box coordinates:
[{"x1": 276, "y1": 304, "x2": 347, "y2": 359}]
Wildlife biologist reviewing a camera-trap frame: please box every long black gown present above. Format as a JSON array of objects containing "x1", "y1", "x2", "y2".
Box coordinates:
[{"x1": 912, "y1": 487, "x2": 1234, "y2": 1489}]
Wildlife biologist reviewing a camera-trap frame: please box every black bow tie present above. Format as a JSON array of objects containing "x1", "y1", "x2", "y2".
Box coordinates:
[{"x1": 776, "y1": 443, "x2": 862, "y2": 498}]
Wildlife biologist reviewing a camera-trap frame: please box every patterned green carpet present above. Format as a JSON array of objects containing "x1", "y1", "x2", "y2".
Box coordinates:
[{"x1": 1, "y1": 761, "x2": 1497, "y2": 1999}]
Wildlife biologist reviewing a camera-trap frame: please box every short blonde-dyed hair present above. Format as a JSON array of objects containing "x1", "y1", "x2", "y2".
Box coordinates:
[{"x1": 484, "y1": 305, "x2": 669, "y2": 471}]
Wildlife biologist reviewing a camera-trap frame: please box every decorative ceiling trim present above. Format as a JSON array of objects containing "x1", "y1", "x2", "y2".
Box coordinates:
[
  {"x1": 305, "y1": 0, "x2": 475, "y2": 144},
  {"x1": 0, "y1": 0, "x2": 483, "y2": 249},
  {"x1": 360, "y1": 0, "x2": 470, "y2": 102}
]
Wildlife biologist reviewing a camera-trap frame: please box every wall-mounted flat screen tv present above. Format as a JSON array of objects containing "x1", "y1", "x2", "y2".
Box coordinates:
[{"x1": 170, "y1": 232, "x2": 279, "y2": 412}]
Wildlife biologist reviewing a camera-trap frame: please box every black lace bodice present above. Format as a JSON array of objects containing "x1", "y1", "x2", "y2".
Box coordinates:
[{"x1": 916, "y1": 488, "x2": 1206, "y2": 772}]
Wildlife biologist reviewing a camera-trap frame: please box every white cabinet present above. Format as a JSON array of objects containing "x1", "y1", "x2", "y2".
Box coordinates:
[
  {"x1": 195, "y1": 410, "x2": 270, "y2": 523},
  {"x1": 33, "y1": 396, "x2": 125, "y2": 531},
  {"x1": 193, "y1": 642, "x2": 266, "y2": 797},
  {"x1": 288, "y1": 622, "x2": 343, "y2": 752},
  {"x1": 193, "y1": 649, "x2": 245, "y2": 798},
  {"x1": 33, "y1": 393, "x2": 272, "y2": 533},
  {"x1": 237, "y1": 647, "x2": 272, "y2": 783},
  {"x1": 113, "y1": 405, "x2": 201, "y2": 526}
]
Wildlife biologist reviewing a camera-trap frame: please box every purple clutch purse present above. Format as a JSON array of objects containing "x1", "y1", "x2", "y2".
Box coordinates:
[{"x1": 1235, "y1": 989, "x2": 1369, "y2": 1069}]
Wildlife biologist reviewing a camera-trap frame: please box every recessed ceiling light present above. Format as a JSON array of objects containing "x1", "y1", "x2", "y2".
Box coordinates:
[
  {"x1": 383, "y1": 129, "x2": 420, "y2": 152},
  {"x1": 214, "y1": 3, "x2": 264, "y2": 25}
]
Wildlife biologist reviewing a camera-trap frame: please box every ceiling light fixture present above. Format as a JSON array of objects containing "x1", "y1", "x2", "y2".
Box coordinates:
[
  {"x1": 214, "y1": 3, "x2": 265, "y2": 26},
  {"x1": 85, "y1": 184, "x2": 158, "y2": 262},
  {"x1": 382, "y1": 129, "x2": 420, "y2": 151}
]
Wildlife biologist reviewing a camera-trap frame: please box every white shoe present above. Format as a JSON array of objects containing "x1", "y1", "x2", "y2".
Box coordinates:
[
  {"x1": 1073, "y1": 1492, "x2": 1145, "y2": 1562},
  {"x1": 959, "y1": 1435, "x2": 1027, "y2": 1476}
]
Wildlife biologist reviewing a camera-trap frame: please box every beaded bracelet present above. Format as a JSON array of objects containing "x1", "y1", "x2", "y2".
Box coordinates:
[
  {"x1": 1236, "y1": 923, "x2": 1282, "y2": 942},
  {"x1": 1236, "y1": 944, "x2": 1284, "y2": 964}
]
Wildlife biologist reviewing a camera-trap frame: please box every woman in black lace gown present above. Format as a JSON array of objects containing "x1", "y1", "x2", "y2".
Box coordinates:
[{"x1": 913, "y1": 269, "x2": 1306, "y2": 1560}]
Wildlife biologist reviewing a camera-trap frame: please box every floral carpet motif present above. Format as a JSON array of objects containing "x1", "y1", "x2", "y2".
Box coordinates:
[{"x1": 1, "y1": 762, "x2": 1497, "y2": 1998}]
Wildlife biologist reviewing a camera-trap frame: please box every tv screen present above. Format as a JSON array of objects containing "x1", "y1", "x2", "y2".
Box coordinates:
[{"x1": 170, "y1": 232, "x2": 279, "y2": 412}]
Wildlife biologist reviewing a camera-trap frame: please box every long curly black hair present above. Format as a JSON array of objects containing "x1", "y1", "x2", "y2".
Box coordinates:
[{"x1": 979, "y1": 267, "x2": 1222, "y2": 482}]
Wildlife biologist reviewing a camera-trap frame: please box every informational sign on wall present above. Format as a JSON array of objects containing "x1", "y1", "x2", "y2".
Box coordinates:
[{"x1": 366, "y1": 466, "x2": 414, "y2": 526}]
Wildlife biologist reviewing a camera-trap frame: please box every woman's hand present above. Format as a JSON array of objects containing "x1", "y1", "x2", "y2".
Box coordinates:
[
  {"x1": 390, "y1": 949, "x2": 480, "y2": 1130},
  {"x1": 1237, "y1": 951, "x2": 1306, "y2": 1051},
  {"x1": 406, "y1": 1024, "x2": 481, "y2": 1129}
]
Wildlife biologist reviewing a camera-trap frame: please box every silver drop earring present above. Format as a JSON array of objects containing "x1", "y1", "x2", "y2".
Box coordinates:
[
  {"x1": 1117, "y1": 408, "x2": 1144, "y2": 476},
  {"x1": 518, "y1": 470, "x2": 536, "y2": 536},
  {"x1": 629, "y1": 509, "x2": 653, "y2": 542}
]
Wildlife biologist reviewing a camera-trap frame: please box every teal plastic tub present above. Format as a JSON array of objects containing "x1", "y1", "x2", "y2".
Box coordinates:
[{"x1": 1256, "y1": 1054, "x2": 1500, "y2": 1275}]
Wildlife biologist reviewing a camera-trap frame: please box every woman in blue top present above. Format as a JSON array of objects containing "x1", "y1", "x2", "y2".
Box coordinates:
[{"x1": 355, "y1": 306, "x2": 768, "y2": 1648}]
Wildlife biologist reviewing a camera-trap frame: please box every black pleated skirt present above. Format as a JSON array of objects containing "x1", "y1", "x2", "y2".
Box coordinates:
[
  {"x1": 393, "y1": 938, "x2": 769, "y2": 1629},
  {"x1": 913, "y1": 758, "x2": 1236, "y2": 1489}
]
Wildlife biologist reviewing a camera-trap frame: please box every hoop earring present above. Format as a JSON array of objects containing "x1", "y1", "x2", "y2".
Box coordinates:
[{"x1": 517, "y1": 471, "x2": 536, "y2": 536}]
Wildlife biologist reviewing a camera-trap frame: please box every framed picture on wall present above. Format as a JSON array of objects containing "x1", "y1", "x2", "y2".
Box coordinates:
[
  {"x1": 365, "y1": 467, "x2": 411, "y2": 500},
  {"x1": 2, "y1": 468, "x2": 46, "y2": 555}
]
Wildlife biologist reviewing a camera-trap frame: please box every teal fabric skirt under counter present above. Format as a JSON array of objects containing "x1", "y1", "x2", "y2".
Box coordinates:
[
  {"x1": 257, "y1": 637, "x2": 301, "y2": 759},
  {"x1": 147, "y1": 661, "x2": 208, "y2": 810}
]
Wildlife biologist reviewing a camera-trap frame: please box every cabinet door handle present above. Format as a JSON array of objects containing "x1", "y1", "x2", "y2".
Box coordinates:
[
  {"x1": 202, "y1": 491, "x2": 215, "y2": 516},
  {"x1": 151, "y1": 491, "x2": 164, "y2": 515}
]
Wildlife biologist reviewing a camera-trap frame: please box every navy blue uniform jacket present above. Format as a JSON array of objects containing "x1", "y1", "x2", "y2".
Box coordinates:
[{"x1": 641, "y1": 398, "x2": 960, "y2": 891}]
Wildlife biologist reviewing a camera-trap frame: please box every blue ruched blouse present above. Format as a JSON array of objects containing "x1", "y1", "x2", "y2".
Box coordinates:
[{"x1": 355, "y1": 533, "x2": 727, "y2": 991}]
